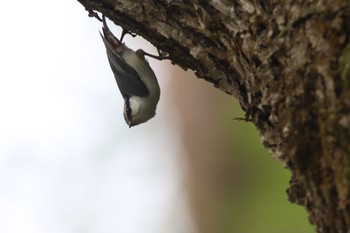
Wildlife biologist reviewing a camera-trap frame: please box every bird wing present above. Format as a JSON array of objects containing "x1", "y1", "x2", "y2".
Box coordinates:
[{"x1": 100, "y1": 32, "x2": 149, "y2": 98}]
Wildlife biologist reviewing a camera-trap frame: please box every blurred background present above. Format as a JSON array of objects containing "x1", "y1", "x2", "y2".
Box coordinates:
[{"x1": 0, "y1": 1, "x2": 314, "y2": 233}]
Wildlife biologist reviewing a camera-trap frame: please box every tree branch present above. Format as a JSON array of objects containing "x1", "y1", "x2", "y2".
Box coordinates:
[{"x1": 77, "y1": 0, "x2": 350, "y2": 232}]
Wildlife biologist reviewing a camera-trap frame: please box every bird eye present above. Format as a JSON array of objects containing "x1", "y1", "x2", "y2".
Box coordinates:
[
  {"x1": 126, "y1": 105, "x2": 132, "y2": 119},
  {"x1": 123, "y1": 99, "x2": 133, "y2": 122}
]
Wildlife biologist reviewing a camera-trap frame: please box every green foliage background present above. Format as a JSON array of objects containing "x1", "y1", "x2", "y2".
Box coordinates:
[{"x1": 223, "y1": 103, "x2": 315, "y2": 233}]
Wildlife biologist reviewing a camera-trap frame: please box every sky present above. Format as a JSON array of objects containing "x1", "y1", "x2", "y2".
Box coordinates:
[{"x1": 0, "y1": 1, "x2": 195, "y2": 233}]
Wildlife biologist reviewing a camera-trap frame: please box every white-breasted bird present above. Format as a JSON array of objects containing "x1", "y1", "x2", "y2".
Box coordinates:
[{"x1": 99, "y1": 15, "x2": 161, "y2": 127}]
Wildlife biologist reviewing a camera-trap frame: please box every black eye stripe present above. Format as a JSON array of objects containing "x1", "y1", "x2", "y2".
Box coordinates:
[{"x1": 125, "y1": 99, "x2": 132, "y2": 119}]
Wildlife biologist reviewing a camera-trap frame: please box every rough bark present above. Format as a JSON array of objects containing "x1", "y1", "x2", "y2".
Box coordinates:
[{"x1": 77, "y1": 0, "x2": 350, "y2": 232}]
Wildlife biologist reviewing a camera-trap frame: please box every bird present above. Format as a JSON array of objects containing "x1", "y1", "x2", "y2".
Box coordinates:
[{"x1": 99, "y1": 15, "x2": 161, "y2": 127}]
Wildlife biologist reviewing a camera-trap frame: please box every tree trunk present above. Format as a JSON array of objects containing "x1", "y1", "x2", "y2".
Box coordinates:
[{"x1": 77, "y1": 1, "x2": 350, "y2": 232}]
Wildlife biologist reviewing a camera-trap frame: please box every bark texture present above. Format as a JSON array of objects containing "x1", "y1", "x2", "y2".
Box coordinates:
[{"x1": 77, "y1": 0, "x2": 350, "y2": 232}]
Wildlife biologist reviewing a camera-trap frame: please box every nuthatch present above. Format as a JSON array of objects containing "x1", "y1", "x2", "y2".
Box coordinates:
[{"x1": 99, "y1": 15, "x2": 165, "y2": 127}]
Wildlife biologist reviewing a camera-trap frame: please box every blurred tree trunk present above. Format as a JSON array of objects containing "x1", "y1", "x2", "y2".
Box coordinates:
[{"x1": 78, "y1": 0, "x2": 350, "y2": 232}]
